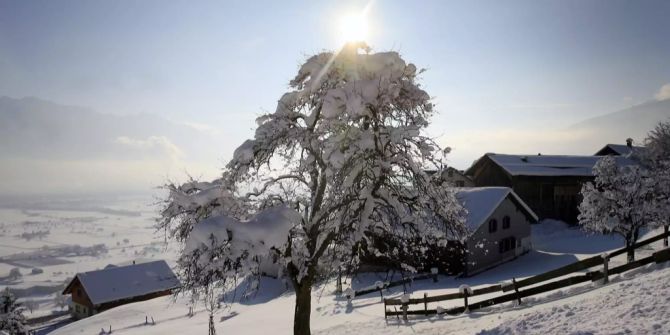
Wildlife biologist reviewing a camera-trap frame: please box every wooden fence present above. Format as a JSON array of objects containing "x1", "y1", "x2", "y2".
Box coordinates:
[
  {"x1": 349, "y1": 272, "x2": 438, "y2": 298},
  {"x1": 384, "y1": 229, "x2": 670, "y2": 319}
]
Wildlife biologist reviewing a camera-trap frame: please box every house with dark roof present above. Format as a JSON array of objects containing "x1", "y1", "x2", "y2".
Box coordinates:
[
  {"x1": 594, "y1": 139, "x2": 645, "y2": 156},
  {"x1": 457, "y1": 187, "x2": 537, "y2": 276},
  {"x1": 62, "y1": 260, "x2": 180, "y2": 319},
  {"x1": 465, "y1": 153, "x2": 636, "y2": 223}
]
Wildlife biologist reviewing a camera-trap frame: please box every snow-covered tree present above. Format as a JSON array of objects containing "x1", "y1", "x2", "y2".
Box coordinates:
[
  {"x1": 579, "y1": 156, "x2": 667, "y2": 262},
  {"x1": 23, "y1": 300, "x2": 38, "y2": 314},
  {"x1": 53, "y1": 293, "x2": 68, "y2": 311},
  {"x1": 158, "y1": 43, "x2": 467, "y2": 335},
  {"x1": 7, "y1": 268, "x2": 21, "y2": 281},
  {"x1": 0, "y1": 288, "x2": 28, "y2": 335},
  {"x1": 641, "y1": 121, "x2": 670, "y2": 242},
  {"x1": 644, "y1": 120, "x2": 670, "y2": 162}
]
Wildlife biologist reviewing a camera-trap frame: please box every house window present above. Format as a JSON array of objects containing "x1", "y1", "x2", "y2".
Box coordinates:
[
  {"x1": 455, "y1": 180, "x2": 465, "y2": 187},
  {"x1": 499, "y1": 237, "x2": 517, "y2": 253},
  {"x1": 76, "y1": 288, "x2": 82, "y2": 297},
  {"x1": 502, "y1": 216, "x2": 511, "y2": 229},
  {"x1": 488, "y1": 219, "x2": 497, "y2": 233},
  {"x1": 75, "y1": 305, "x2": 80, "y2": 313}
]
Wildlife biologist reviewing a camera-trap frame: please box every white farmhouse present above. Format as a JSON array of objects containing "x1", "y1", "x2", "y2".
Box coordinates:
[{"x1": 457, "y1": 187, "x2": 538, "y2": 276}]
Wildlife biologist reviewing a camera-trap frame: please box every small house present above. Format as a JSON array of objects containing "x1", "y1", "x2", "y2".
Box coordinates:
[
  {"x1": 457, "y1": 187, "x2": 538, "y2": 276},
  {"x1": 594, "y1": 139, "x2": 644, "y2": 156},
  {"x1": 62, "y1": 260, "x2": 180, "y2": 319}
]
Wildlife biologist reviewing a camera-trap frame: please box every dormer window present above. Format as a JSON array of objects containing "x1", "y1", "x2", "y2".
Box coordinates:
[{"x1": 503, "y1": 216, "x2": 511, "y2": 229}]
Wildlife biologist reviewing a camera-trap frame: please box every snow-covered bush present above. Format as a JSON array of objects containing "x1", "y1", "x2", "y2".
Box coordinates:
[
  {"x1": 158, "y1": 43, "x2": 466, "y2": 335},
  {"x1": 579, "y1": 156, "x2": 667, "y2": 262}
]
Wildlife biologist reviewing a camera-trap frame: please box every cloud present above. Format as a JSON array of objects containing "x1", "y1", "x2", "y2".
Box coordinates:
[
  {"x1": 654, "y1": 83, "x2": 670, "y2": 101},
  {"x1": 182, "y1": 121, "x2": 221, "y2": 135},
  {"x1": 114, "y1": 136, "x2": 184, "y2": 161}
]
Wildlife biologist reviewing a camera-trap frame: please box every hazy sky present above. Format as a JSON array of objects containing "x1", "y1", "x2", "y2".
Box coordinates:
[{"x1": 1, "y1": 0, "x2": 670, "y2": 194}]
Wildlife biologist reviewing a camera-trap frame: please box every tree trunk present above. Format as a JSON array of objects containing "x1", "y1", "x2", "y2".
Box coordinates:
[
  {"x1": 293, "y1": 282, "x2": 312, "y2": 335},
  {"x1": 625, "y1": 229, "x2": 638, "y2": 263},
  {"x1": 626, "y1": 245, "x2": 635, "y2": 263}
]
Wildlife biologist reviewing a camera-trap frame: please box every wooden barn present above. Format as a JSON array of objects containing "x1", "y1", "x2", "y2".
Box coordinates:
[
  {"x1": 465, "y1": 153, "x2": 636, "y2": 223},
  {"x1": 62, "y1": 260, "x2": 180, "y2": 319}
]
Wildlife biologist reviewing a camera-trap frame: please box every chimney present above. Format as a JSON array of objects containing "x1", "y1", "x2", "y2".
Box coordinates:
[{"x1": 626, "y1": 138, "x2": 633, "y2": 148}]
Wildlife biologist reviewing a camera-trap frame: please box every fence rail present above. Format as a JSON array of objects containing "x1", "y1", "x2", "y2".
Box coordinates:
[
  {"x1": 350, "y1": 272, "x2": 438, "y2": 298},
  {"x1": 384, "y1": 228, "x2": 670, "y2": 319}
]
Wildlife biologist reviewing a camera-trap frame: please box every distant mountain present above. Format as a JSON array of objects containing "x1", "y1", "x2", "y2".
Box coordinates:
[
  {"x1": 570, "y1": 99, "x2": 670, "y2": 145},
  {"x1": 0, "y1": 96, "x2": 217, "y2": 161},
  {"x1": 0, "y1": 96, "x2": 223, "y2": 195}
]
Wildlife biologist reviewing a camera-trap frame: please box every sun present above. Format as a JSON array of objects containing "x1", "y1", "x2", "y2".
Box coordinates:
[{"x1": 339, "y1": 13, "x2": 368, "y2": 43}]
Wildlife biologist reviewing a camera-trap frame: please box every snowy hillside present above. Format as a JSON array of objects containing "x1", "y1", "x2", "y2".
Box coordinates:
[
  {"x1": 48, "y1": 223, "x2": 669, "y2": 335},
  {"x1": 0, "y1": 195, "x2": 179, "y2": 332}
]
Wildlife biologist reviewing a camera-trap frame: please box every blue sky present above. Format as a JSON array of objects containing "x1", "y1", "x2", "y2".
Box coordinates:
[{"x1": 1, "y1": 0, "x2": 670, "y2": 171}]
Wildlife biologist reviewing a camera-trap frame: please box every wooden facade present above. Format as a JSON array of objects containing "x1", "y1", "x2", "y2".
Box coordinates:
[
  {"x1": 65, "y1": 277, "x2": 94, "y2": 319},
  {"x1": 465, "y1": 154, "x2": 592, "y2": 224}
]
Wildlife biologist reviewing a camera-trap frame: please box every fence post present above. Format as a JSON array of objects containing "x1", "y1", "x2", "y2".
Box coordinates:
[
  {"x1": 383, "y1": 299, "x2": 387, "y2": 320},
  {"x1": 664, "y1": 225, "x2": 669, "y2": 247},
  {"x1": 512, "y1": 277, "x2": 522, "y2": 305},
  {"x1": 336, "y1": 269, "x2": 342, "y2": 294},
  {"x1": 463, "y1": 290, "x2": 469, "y2": 313},
  {"x1": 602, "y1": 253, "x2": 609, "y2": 284},
  {"x1": 424, "y1": 293, "x2": 428, "y2": 316},
  {"x1": 401, "y1": 293, "x2": 409, "y2": 321}
]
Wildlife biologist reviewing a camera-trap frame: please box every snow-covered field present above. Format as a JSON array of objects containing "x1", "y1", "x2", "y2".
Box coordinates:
[
  {"x1": 40, "y1": 214, "x2": 669, "y2": 335},
  {"x1": 0, "y1": 194, "x2": 178, "y2": 332}
]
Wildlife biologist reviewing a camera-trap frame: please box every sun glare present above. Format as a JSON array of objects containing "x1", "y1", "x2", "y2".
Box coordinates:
[{"x1": 339, "y1": 13, "x2": 368, "y2": 43}]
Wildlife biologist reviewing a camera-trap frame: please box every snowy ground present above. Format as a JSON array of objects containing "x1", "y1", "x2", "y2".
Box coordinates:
[
  {"x1": 0, "y1": 194, "x2": 178, "y2": 328},
  {"x1": 42, "y1": 215, "x2": 669, "y2": 335}
]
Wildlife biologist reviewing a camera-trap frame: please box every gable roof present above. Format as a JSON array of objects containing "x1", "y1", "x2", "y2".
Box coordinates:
[
  {"x1": 477, "y1": 153, "x2": 636, "y2": 177},
  {"x1": 63, "y1": 260, "x2": 180, "y2": 306},
  {"x1": 594, "y1": 144, "x2": 644, "y2": 156},
  {"x1": 456, "y1": 187, "x2": 538, "y2": 232}
]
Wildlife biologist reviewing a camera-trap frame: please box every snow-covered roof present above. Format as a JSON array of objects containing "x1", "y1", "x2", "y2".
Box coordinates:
[
  {"x1": 594, "y1": 144, "x2": 644, "y2": 156},
  {"x1": 483, "y1": 153, "x2": 636, "y2": 177},
  {"x1": 456, "y1": 187, "x2": 538, "y2": 232},
  {"x1": 64, "y1": 260, "x2": 180, "y2": 306}
]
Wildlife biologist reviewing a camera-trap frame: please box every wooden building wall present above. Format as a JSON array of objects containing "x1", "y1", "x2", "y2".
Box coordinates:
[{"x1": 468, "y1": 156, "x2": 593, "y2": 224}]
